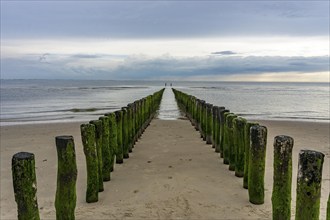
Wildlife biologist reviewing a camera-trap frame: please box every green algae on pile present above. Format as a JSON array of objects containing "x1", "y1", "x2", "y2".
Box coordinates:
[
  {"x1": 81, "y1": 123, "x2": 99, "y2": 203},
  {"x1": 227, "y1": 114, "x2": 238, "y2": 171},
  {"x1": 271, "y1": 135, "x2": 294, "y2": 220},
  {"x1": 89, "y1": 120, "x2": 104, "y2": 192},
  {"x1": 248, "y1": 125, "x2": 267, "y2": 205},
  {"x1": 243, "y1": 121, "x2": 259, "y2": 189},
  {"x1": 55, "y1": 136, "x2": 77, "y2": 220},
  {"x1": 99, "y1": 116, "x2": 111, "y2": 181},
  {"x1": 295, "y1": 150, "x2": 325, "y2": 220},
  {"x1": 12, "y1": 152, "x2": 40, "y2": 220},
  {"x1": 233, "y1": 117, "x2": 247, "y2": 178}
]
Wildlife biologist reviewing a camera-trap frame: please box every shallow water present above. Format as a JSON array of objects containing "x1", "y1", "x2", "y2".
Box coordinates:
[
  {"x1": 1, "y1": 80, "x2": 328, "y2": 125},
  {"x1": 157, "y1": 88, "x2": 182, "y2": 120}
]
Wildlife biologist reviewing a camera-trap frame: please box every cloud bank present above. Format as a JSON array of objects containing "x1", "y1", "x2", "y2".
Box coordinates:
[{"x1": 2, "y1": 54, "x2": 328, "y2": 82}]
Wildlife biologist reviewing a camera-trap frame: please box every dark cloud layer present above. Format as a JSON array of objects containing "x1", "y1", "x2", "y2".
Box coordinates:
[
  {"x1": 211, "y1": 51, "x2": 237, "y2": 56},
  {"x1": 2, "y1": 55, "x2": 328, "y2": 80}
]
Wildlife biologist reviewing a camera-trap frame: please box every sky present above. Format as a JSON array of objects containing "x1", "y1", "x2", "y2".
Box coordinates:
[{"x1": 1, "y1": 1, "x2": 329, "y2": 82}]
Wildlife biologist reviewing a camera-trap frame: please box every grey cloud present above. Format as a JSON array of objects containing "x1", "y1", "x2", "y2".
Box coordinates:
[
  {"x1": 211, "y1": 51, "x2": 237, "y2": 56},
  {"x1": 1, "y1": 1, "x2": 329, "y2": 39},
  {"x1": 1, "y1": 55, "x2": 328, "y2": 80}
]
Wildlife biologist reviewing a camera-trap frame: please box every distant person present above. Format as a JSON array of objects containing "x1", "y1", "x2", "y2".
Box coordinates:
[
  {"x1": 170, "y1": 83, "x2": 172, "y2": 87},
  {"x1": 165, "y1": 83, "x2": 167, "y2": 87}
]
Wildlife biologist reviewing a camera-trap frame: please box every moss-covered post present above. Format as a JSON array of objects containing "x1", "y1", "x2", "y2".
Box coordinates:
[
  {"x1": 222, "y1": 112, "x2": 232, "y2": 164},
  {"x1": 233, "y1": 117, "x2": 247, "y2": 177},
  {"x1": 121, "y1": 107, "x2": 129, "y2": 159},
  {"x1": 141, "y1": 99, "x2": 146, "y2": 133},
  {"x1": 295, "y1": 150, "x2": 324, "y2": 220},
  {"x1": 248, "y1": 125, "x2": 267, "y2": 205},
  {"x1": 200, "y1": 100, "x2": 206, "y2": 139},
  {"x1": 55, "y1": 136, "x2": 77, "y2": 220},
  {"x1": 133, "y1": 101, "x2": 139, "y2": 143},
  {"x1": 212, "y1": 106, "x2": 218, "y2": 149},
  {"x1": 206, "y1": 103, "x2": 213, "y2": 145},
  {"x1": 80, "y1": 124, "x2": 99, "y2": 203},
  {"x1": 127, "y1": 104, "x2": 133, "y2": 153},
  {"x1": 271, "y1": 135, "x2": 294, "y2": 220},
  {"x1": 191, "y1": 97, "x2": 197, "y2": 127},
  {"x1": 115, "y1": 110, "x2": 123, "y2": 164},
  {"x1": 196, "y1": 98, "x2": 201, "y2": 132},
  {"x1": 195, "y1": 99, "x2": 200, "y2": 131},
  {"x1": 12, "y1": 152, "x2": 40, "y2": 220},
  {"x1": 108, "y1": 113, "x2": 117, "y2": 172},
  {"x1": 138, "y1": 99, "x2": 143, "y2": 138},
  {"x1": 89, "y1": 120, "x2": 103, "y2": 192},
  {"x1": 219, "y1": 109, "x2": 229, "y2": 158},
  {"x1": 131, "y1": 103, "x2": 137, "y2": 146},
  {"x1": 99, "y1": 116, "x2": 111, "y2": 181},
  {"x1": 215, "y1": 106, "x2": 225, "y2": 153},
  {"x1": 243, "y1": 121, "x2": 259, "y2": 189},
  {"x1": 228, "y1": 114, "x2": 237, "y2": 171}
]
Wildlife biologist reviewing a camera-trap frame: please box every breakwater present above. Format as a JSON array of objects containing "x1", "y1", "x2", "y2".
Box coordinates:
[
  {"x1": 11, "y1": 89, "x2": 164, "y2": 219},
  {"x1": 172, "y1": 88, "x2": 327, "y2": 220}
]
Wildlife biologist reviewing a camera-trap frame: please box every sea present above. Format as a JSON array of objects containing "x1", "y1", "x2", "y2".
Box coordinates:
[{"x1": 0, "y1": 79, "x2": 329, "y2": 126}]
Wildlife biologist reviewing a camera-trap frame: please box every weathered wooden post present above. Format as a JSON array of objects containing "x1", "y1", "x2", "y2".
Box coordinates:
[
  {"x1": 215, "y1": 106, "x2": 225, "y2": 153},
  {"x1": 248, "y1": 125, "x2": 267, "y2": 204},
  {"x1": 200, "y1": 100, "x2": 206, "y2": 139},
  {"x1": 80, "y1": 123, "x2": 99, "y2": 203},
  {"x1": 206, "y1": 103, "x2": 213, "y2": 145},
  {"x1": 195, "y1": 99, "x2": 200, "y2": 131},
  {"x1": 133, "y1": 101, "x2": 139, "y2": 143},
  {"x1": 114, "y1": 110, "x2": 123, "y2": 164},
  {"x1": 121, "y1": 107, "x2": 129, "y2": 159},
  {"x1": 131, "y1": 102, "x2": 136, "y2": 146},
  {"x1": 219, "y1": 109, "x2": 229, "y2": 158},
  {"x1": 228, "y1": 114, "x2": 238, "y2": 171},
  {"x1": 89, "y1": 120, "x2": 103, "y2": 192},
  {"x1": 107, "y1": 113, "x2": 117, "y2": 172},
  {"x1": 222, "y1": 112, "x2": 232, "y2": 164},
  {"x1": 142, "y1": 98, "x2": 146, "y2": 127},
  {"x1": 271, "y1": 135, "x2": 294, "y2": 220},
  {"x1": 243, "y1": 121, "x2": 259, "y2": 189},
  {"x1": 127, "y1": 104, "x2": 133, "y2": 153},
  {"x1": 212, "y1": 106, "x2": 218, "y2": 149},
  {"x1": 99, "y1": 116, "x2": 111, "y2": 181},
  {"x1": 233, "y1": 117, "x2": 247, "y2": 177},
  {"x1": 191, "y1": 97, "x2": 197, "y2": 127},
  {"x1": 12, "y1": 152, "x2": 40, "y2": 220},
  {"x1": 55, "y1": 136, "x2": 77, "y2": 220},
  {"x1": 295, "y1": 150, "x2": 324, "y2": 220},
  {"x1": 138, "y1": 99, "x2": 143, "y2": 138}
]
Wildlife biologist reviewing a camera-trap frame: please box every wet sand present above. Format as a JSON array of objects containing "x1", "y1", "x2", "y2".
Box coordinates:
[{"x1": 1, "y1": 119, "x2": 329, "y2": 219}]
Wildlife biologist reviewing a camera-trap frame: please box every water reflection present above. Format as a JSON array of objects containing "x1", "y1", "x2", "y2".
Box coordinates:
[{"x1": 157, "y1": 88, "x2": 182, "y2": 120}]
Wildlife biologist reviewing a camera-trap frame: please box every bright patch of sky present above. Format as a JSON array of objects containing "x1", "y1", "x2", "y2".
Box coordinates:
[{"x1": 1, "y1": 1, "x2": 329, "y2": 82}]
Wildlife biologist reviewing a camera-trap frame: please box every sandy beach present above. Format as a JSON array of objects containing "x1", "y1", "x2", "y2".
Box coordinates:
[{"x1": 1, "y1": 118, "x2": 329, "y2": 219}]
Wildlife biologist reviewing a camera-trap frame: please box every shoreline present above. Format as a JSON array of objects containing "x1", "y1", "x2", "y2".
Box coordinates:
[
  {"x1": 1, "y1": 119, "x2": 329, "y2": 219},
  {"x1": 1, "y1": 117, "x2": 329, "y2": 127}
]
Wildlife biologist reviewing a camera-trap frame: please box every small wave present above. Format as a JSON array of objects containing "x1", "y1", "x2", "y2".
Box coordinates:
[
  {"x1": 77, "y1": 86, "x2": 148, "y2": 90},
  {"x1": 0, "y1": 116, "x2": 75, "y2": 123},
  {"x1": 189, "y1": 86, "x2": 230, "y2": 91}
]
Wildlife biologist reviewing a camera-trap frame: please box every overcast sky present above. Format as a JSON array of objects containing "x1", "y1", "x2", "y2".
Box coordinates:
[{"x1": 1, "y1": 1, "x2": 329, "y2": 81}]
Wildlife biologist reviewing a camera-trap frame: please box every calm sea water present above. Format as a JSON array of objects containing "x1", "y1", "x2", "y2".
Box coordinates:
[{"x1": 0, "y1": 79, "x2": 329, "y2": 125}]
